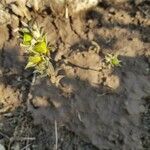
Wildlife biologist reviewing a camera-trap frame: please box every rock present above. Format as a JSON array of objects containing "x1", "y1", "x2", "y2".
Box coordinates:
[
  {"x1": 135, "y1": 0, "x2": 146, "y2": 5},
  {"x1": 109, "y1": 7, "x2": 115, "y2": 14},
  {"x1": 105, "y1": 75, "x2": 120, "y2": 90},
  {"x1": 5, "y1": 0, "x2": 17, "y2": 4},
  {"x1": 48, "y1": 0, "x2": 99, "y2": 16},
  {"x1": 11, "y1": 143, "x2": 20, "y2": 150},
  {"x1": 139, "y1": 105, "x2": 146, "y2": 113},
  {"x1": 10, "y1": 1, "x2": 31, "y2": 20},
  {"x1": 70, "y1": 0, "x2": 99, "y2": 13},
  {"x1": 0, "y1": 4, "x2": 11, "y2": 25},
  {"x1": 0, "y1": 144, "x2": 5, "y2": 150},
  {"x1": 27, "y1": 0, "x2": 43, "y2": 11},
  {"x1": 125, "y1": 100, "x2": 141, "y2": 115},
  {"x1": 0, "y1": 26, "x2": 9, "y2": 49},
  {"x1": 11, "y1": 4, "x2": 24, "y2": 17}
]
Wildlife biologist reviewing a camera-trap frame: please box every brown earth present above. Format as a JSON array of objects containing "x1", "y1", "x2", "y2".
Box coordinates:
[{"x1": 0, "y1": 0, "x2": 150, "y2": 149}]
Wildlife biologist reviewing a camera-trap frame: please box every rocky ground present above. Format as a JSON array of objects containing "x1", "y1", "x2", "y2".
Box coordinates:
[{"x1": 0, "y1": 0, "x2": 150, "y2": 149}]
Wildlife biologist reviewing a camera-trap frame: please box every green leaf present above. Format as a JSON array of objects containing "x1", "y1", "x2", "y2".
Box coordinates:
[
  {"x1": 25, "y1": 55, "x2": 42, "y2": 69},
  {"x1": 22, "y1": 27, "x2": 30, "y2": 33},
  {"x1": 25, "y1": 62, "x2": 35, "y2": 69},
  {"x1": 23, "y1": 33, "x2": 33, "y2": 45},
  {"x1": 112, "y1": 57, "x2": 121, "y2": 66},
  {"x1": 33, "y1": 41, "x2": 48, "y2": 54},
  {"x1": 29, "y1": 55, "x2": 42, "y2": 63}
]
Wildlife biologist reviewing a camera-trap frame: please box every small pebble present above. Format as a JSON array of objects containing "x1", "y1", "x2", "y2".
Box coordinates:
[
  {"x1": 0, "y1": 144, "x2": 5, "y2": 150},
  {"x1": 139, "y1": 105, "x2": 146, "y2": 113},
  {"x1": 109, "y1": 8, "x2": 115, "y2": 14},
  {"x1": 3, "y1": 113, "x2": 13, "y2": 117}
]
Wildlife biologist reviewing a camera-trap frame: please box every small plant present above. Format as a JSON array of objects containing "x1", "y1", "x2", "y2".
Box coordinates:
[
  {"x1": 20, "y1": 21, "x2": 63, "y2": 85},
  {"x1": 105, "y1": 53, "x2": 121, "y2": 67}
]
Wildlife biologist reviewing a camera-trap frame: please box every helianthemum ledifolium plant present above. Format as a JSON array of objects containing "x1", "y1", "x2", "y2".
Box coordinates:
[
  {"x1": 20, "y1": 21, "x2": 63, "y2": 86},
  {"x1": 105, "y1": 53, "x2": 121, "y2": 68}
]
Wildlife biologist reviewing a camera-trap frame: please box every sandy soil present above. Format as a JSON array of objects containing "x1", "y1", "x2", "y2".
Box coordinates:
[{"x1": 0, "y1": 0, "x2": 150, "y2": 149}]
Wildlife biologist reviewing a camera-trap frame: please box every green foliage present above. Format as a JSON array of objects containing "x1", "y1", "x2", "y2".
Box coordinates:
[
  {"x1": 23, "y1": 33, "x2": 33, "y2": 45},
  {"x1": 105, "y1": 53, "x2": 121, "y2": 67},
  {"x1": 34, "y1": 40, "x2": 48, "y2": 54},
  {"x1": 25, "y1": 55, "x2": 43, "y2": 69},
  {"x1": 20, "y1": 22, "x2": 62, "y2": 85}
]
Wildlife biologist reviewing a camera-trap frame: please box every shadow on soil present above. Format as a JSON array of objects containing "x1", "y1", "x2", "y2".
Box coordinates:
[
  {"x1": 0, "y1": 1, "x2": 149, "y2": 149},
  {"x1": 89, "y1": 1, "x2": 150, "y2": 42},
  {"x1": 0, "y1": 45, "x2": 149, "y2": 149},
  {"x1": 0, "y1": 47, "x2": 101, "y2": 149},
  {"x1": 70, "y1": 8, "x2": 149, "y2": 54}
]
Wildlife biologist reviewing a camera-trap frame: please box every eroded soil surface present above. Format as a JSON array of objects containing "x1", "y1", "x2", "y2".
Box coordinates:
[{"x1": 0, "y1": 0, "x2": 150, "y2": 149}]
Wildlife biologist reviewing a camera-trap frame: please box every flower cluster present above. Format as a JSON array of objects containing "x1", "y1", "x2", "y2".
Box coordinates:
[{"x1": 20, "y1": 22, "x2": 62, "y2": 85}]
